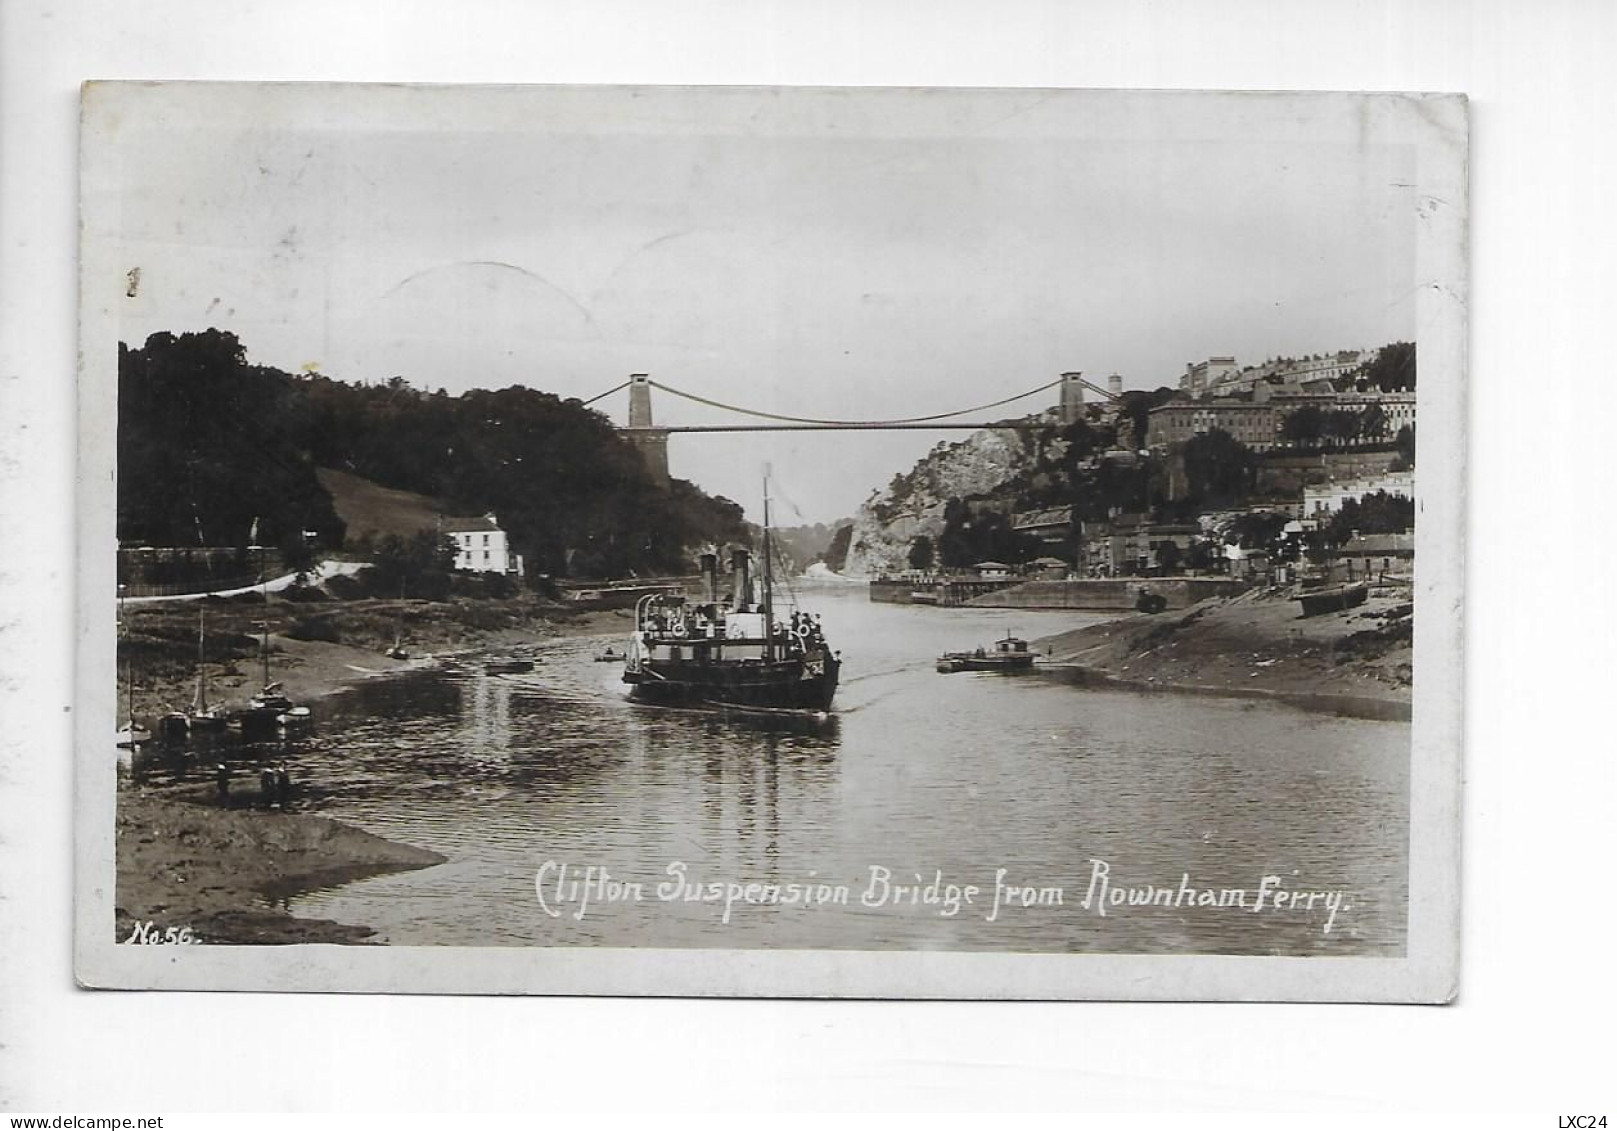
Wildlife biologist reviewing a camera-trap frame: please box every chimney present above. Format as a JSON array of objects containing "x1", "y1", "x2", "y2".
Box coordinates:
[{"x1": 1108, "y1": 373, "x2": 1123, "y2": 397}]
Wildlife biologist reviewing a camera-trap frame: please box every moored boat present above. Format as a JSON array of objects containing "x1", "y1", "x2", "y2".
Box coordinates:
[
  {"x1": 1297, "y1": 582, "x2": 1369, "y2": 618},
  {"x1": 115, "y1": 721, "x2": 151, "y2": 750},
  {"x1": 154, "y1": 710, "x2": 191, "y2": 746},
  {"x1": 188, "y1": 606, "x2": 229, "y2": 733},
  {"x1": 936, "y1": 633, "x2": 1037, "y2": 674},
  {"x1": 239, "y1": 578, "x2": 312, "y2": 738},
  {"x1": 116, "y1": 658, "x2": 149, "y2": 749},
  {"x1": 484, "y1": 658, "x2": 536, "y2": 675}
]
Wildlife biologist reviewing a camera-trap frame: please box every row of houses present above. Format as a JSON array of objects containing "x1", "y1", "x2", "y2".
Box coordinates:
[
  {"x1": 1005, "y1": 456, "x2": 1416, "y2": 577},
  {"x1": 1182, "y1": 350, "x2": 1374, "y2": 397},
  {"x1": 1143, "y1": 389, "x2": 1416, "y2": 452}
]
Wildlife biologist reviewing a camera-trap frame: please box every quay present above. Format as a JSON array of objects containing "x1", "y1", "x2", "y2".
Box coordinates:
[{"x1": 871, "y1": 576, "x2": 1250, "y2": 611}]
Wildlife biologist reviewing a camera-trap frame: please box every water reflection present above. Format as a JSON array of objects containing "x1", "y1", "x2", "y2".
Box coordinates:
[{"x1": 286, "y1": 591, "x2": 1409, "y2": 956}]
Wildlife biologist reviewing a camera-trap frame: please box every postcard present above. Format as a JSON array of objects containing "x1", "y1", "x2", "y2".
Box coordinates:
[{"x1": 76, "y1": 82, "x2": 1465, "y2": 999}]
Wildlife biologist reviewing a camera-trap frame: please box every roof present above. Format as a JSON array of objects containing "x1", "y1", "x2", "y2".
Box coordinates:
[
  {"x1": 974, "y1": 561, "x2": 1011, "y2": 570},
  {"x1": 1343, "y1": 532, "x2": 1414, "y2": 554},
  {"x1": 1029, "y1": 556, "x2": 1068, "y2": 567},
  {"x1": 1012, "y1": 506, "x2": 1073, "y2": 529},
  {"x1": 442, "y1": 514, "x2": 502, "y2": 533}
]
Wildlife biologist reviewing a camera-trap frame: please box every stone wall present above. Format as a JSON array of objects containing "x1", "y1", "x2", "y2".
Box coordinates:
[{"x1": 965, "y1": 577, "x2": 1249, "y2": 610}]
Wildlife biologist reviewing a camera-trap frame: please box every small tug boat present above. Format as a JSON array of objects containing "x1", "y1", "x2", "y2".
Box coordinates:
[
  {"x1": 936, "y1": 633, "x2": 1036, "y2": 674},
  {"x1": 593, "y1": 647, "x2": 626, "y2": 662}
]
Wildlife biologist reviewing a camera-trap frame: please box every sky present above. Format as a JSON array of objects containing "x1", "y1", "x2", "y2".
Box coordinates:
[{"x1": 103, "y1": 84, "x2": 1420, "y2": 524}]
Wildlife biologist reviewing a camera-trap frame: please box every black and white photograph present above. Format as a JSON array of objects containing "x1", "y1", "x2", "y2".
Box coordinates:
[
  {"x1": 74, "y1": 82, "x2": 1464, "y2": 998},
  {"x1": 8, "y1": 0, "x2": 1617, "y2": 1117}
]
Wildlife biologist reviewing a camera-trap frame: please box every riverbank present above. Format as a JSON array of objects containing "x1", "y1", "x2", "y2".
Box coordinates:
[
  {"x1": 114, "y1": 596, "x2": 629, "y2": 944},
  {"x1": 1033, "y1": 584, "x2": 1414, "y2": 718},
  {"x1": 115, "y1": 789, "x2": 445, "y2": 944},
  {"x1": 117, "y1": 595, "x2": 629, "y2": 719}
]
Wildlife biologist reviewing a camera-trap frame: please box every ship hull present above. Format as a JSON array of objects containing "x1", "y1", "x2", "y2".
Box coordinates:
[
  {"x1": 936, "y1": 655, "x2": 1035, "y2": 674},
  {"x1": 626, "y1": 655, "x2": 840, "y2": 713}
]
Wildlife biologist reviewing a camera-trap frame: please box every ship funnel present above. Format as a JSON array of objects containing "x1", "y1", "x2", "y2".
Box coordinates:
[
  {"x1": 699, "y1": 552, "x2": 719, "y2": 604},
  {"x1": 730, "y1": 547, "x2": 753, "y2": 610}
]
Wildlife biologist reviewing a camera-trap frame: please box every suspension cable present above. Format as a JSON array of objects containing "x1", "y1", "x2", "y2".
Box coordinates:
[
  {"x1": 646, "y1": 377, "x2": 1064, "y2": 427},
  {"x1": 580, "y1": 380, "x2": 631, "y2": 407}
]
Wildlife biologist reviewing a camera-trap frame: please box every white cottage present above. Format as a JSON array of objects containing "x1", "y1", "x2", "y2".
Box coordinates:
[{"x1": 444, "y1": 513, "x2": 524, "y2": 576}]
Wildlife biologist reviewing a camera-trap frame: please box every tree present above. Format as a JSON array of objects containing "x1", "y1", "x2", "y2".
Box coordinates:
[
  {"x1": 937, "y1": 498, "x2": 1039, "y2": 569},
  {"x1": 823, "y1": 524, "x2": 853, "y2": 573},
  {"x1": 370, "y1": 530, "x2": 459, "y2": 600},
  {"x1": 1185, "y1": 539, "x2": 1219, "y2": 572},
  {"x1": 1227, "y1": 510, "x2": 1290, "y2": 551},
  {"x1": 907, "y1": 535, "x2": 936, "y2": 571},
  {"x1": 1325, "y1": 409, "x2": 1363, "y2": 445},
  {"x1": 1115, "y1": 388, "x2": 1179, "y2": 451},
  {"x1": 118, "y1": 330, "x2": 347, "y2": 550},
  {"x1": 1324, "y1": 491, "x2": 1416, "y2": 545},
  {"x1": 1360, "y1": 402, "x2": 1388, "y2": 443},
  {"x1": 1358, "y1": 341, "x2": 1416, "y2": 391},
  {"x1": 1395, "y1": 424, "x2": 1417, "y2": 468},
  {"x1": 1153, "y1": 540, "x2": 1183, "y2": 575},
  {"x1": 1182, "y1": 429, "x2": 1256, "y2": 506},
  {"x1": 1281, "y1": 405, "x2": 1326, "y2": 446}
]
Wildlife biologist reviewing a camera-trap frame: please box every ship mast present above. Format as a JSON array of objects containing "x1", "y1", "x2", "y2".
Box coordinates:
[
  {"x1": 258, "y1": 539, "x2": 270, "y2": 689},
  {"x1": 761, "y1": 476, "x2": 775, "y2": 664},
  {"x1": 195, "y1": 605, "x2": 207, "y2": 713}
]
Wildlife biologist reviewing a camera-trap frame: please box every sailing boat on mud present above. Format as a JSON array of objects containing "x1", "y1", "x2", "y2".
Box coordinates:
[
  {"x1": 115, "y1": 587, "x2": 148, "y2": 753},
  {"x1": 115, "y1": 660, "x2": 150, "y2": 751},
  {"x1": 240, "y1": 549, "x2": 310, "y2": 738},
  {"x1": 188, "y1": 605, "x2": 228, "y2": 733},
  {"x1": 622, "y1": 481, "x2": 841, "y2": 713},
  {"x1": 386, "y1": 579, "x2": 409, "y2": 660}
]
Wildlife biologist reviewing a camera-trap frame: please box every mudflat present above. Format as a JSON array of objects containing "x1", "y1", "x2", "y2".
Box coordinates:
[{"x1": 1035, "y1": 586, "x2": 1414, "y2": 718}]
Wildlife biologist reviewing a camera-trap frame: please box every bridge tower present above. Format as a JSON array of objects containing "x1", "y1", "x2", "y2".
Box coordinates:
[
  {"x1": 623, "y1": 373, "x2": 671, "y2": 487},
  {"x1": 1059, "y1": 371, "x2": 1085, "y2": 425}
]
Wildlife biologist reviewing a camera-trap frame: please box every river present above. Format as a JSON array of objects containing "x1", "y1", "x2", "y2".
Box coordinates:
[{"x1": 284, "y1": 587, "x2": 1409, "y2": 955}]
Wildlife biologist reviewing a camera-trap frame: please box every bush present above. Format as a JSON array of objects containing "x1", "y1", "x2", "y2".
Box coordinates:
[
  {"x1": 325, "y1": 572, "x2": 368, "y2": 601},
  {"x1": 286, "y1": 615, "x2": 340, "y2": 643}
]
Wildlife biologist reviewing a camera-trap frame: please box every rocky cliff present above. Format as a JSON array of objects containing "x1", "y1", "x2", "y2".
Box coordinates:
[{"x1": 842, "y1": 426, "x2": 1050, "y2": 576}]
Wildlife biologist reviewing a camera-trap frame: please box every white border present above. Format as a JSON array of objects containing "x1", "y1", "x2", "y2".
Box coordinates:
[
  {"x1": 14, "y1": 0, "x2": 1611, "y2": 1112},
  {"x1": 72, "y1": 82, "x2": 1466, "y2": 1002}
]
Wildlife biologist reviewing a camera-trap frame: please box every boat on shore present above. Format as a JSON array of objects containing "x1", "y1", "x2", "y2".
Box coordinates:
[
  {"x1": 115, "y1": 720, "x2": 150, "y2": 750},
  {"x1": 154, "y1": 710, "x2": 191, "y2": 746},
  {"x1": 116, "y1": 657, "x2": 150, "y2": 750},
  {"x1": 484, "y1": 657, "x2": 536, "y2": 675},
  {"x1": 1297, "y1": 582, "x2": 1369, "y2": 618},
  {"x1": 188, "y1": 606, "x2": 229, "y2": 733},
  {"x1": 936, "y1": 633, "x2": 1037, "y2": 674},
  {"x1": 239, "y1": 566, "x2": 312, "y2": 738},
  {"x1": 622, "y1": 486, "x2": 840, "y2": 713}
]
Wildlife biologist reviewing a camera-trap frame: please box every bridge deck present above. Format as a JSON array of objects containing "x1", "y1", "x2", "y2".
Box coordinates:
[{"x1": 628, "y1": 421, "x2": 1061, "y2": 433}]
